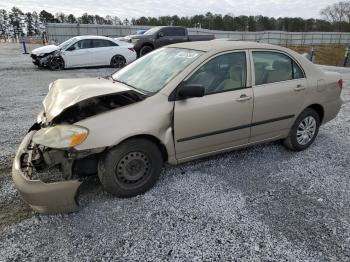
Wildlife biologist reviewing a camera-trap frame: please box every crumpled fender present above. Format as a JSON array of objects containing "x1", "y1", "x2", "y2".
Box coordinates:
[{"x1": 12, "y1": 131, "x2": 82, "y2": 214}]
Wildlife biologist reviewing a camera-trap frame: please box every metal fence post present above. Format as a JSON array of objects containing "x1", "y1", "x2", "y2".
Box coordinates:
[
  {"x1": 309, "y1": 45, "x2": 315, "y2": 62},
  {"x1": 343, "y1": 44, "x2": 350, "y2": 67},
  {"x1": 21, "y1": 35, "x2": 28, "y2": 54}
]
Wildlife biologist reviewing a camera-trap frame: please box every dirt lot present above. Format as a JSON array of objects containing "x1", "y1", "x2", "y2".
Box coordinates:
[{"x1": 0, "y1": 43, "x2": 349, "y2": 261}]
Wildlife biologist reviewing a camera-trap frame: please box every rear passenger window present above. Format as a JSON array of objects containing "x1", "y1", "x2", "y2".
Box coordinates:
[
  {"x1": 91, "y1": 39, "x2": 118, "y2": 48},
  {"x1": 172, "y1": 28, "x2": 186, "y2": 36},
  {"x1": 253, "y1": 51, "x2": 304, "y2": 85},
  {"x1": 293, "y1": 61, "x2": 304, "y2": 79}
]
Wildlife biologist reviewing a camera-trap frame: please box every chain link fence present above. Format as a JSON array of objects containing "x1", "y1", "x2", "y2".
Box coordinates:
[{"x1": 46, "y1": 23, "x2": 350, "y2": 46}]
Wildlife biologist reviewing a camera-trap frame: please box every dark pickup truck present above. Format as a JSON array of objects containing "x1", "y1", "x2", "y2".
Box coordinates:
[{"x1": 120, "y1": 26, "x2": 215, "y2": 57}]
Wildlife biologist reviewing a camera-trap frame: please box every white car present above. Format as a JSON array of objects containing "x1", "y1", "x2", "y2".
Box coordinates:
[{"x1": 30, "y1": 35, "x2": 137, "y2": 70}]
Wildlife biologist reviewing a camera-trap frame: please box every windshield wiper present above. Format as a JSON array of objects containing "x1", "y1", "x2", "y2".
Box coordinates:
[{"x1": 113, "y1": 79, "x2": 152, "y2": 96}]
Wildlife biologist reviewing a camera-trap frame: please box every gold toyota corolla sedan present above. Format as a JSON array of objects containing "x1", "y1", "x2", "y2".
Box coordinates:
[{"x1": 12, "y1": 41, "x2": 344, "y2": 213}]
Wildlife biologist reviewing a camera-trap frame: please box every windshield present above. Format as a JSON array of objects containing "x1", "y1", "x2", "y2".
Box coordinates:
[
  {"x1": 59, "y1": 38, "x2": 76, "y2": 50},
  {"x1": 112, "y1": 48, "x2": 204, "y2": 94},
  {"x1": 143, "y1": 27, "x2": 161, "y2": 35}
]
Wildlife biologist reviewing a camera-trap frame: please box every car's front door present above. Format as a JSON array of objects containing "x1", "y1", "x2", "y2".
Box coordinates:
[
  {"x1": 155, "y1": 28, "x2": 174, "y2": 48},
  {"x1": 173, "y1": 51, "x2": 253, "y2": 161},
  {"x1": 250, "y1": 50, "x2": 308, "y2": 143},
  {"x1": 63, "y1": 39, "x2": 92, "y2": 67}
]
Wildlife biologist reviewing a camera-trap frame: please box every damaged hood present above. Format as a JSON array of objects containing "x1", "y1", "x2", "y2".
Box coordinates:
[
  {"x1": 43, "y1": 78, "x2": 131, "y2": 122},
  {"x1": 31, "y1": 45, "x2": 60, "y2": 55}
]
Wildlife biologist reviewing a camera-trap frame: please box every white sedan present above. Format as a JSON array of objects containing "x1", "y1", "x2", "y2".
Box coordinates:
[{"x1": 30, "y1": 35, "x2": 137, "y2": 70}]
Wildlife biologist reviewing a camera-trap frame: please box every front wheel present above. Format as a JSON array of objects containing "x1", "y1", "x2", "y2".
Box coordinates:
[
  {"x1": 98, "y1": 138, "x2": 163, "y2": 197},
  {"x1": 283, "y1": 108, "x2": 320, "y2": 151},
  {"x1": 48, "y1": 56, "x2": 64, "y2": 70}
]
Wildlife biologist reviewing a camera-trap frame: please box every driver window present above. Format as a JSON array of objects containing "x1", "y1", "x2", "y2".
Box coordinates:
[
  {"x1": 68, "y1": 40, "x2": 91, "y2": 50},
  {"x1": 186, "y1": 52, "x2": 247, "y2": 95}
]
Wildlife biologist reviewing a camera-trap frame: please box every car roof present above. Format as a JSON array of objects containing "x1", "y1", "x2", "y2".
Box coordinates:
[
  {"x1": 73, "y1": 35, "x2": 114, "y2": 41},
  {"x1": 169, "y1": 40, "x2": 288, "y2": 53}
]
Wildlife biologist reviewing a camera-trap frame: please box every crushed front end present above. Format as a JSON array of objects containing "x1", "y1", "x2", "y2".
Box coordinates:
[
  {"x1": 12, "y1": 129, "x2": 103, "y2": 214},
  {"x1": 12, "y1": 78, "x2": 146, "y2": 214},
  {"x1": 30, "y1": 51, "x2": 57, "y2": 68}
]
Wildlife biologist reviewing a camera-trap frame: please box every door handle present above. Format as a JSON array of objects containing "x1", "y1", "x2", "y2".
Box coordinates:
[
  {"x1": 236, "y1": 94, "x2": 252, "y2": 102},
  {"x1": 294, "y1": 84, "x2": 306, "y2": 91}
]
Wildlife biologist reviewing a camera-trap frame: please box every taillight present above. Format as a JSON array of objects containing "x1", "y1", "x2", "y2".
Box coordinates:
[
  {"x1": 128, "y1": 48, "x2": 135, "y2": 52},
  {"x1": 338, "y1": 79, "x2": 344, "y2": 89}
]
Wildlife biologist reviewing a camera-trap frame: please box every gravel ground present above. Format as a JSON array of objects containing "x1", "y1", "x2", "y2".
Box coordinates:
[{"x1": 0, "y1": 43, "x2": 349, "y2": 261}]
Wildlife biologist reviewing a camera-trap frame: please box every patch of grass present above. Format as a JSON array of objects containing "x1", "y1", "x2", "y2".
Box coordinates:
[{"x1": 289, "y1": 44, "x2": 349, "y2": 66}]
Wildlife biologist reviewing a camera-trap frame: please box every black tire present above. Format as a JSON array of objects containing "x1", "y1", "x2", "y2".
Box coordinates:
[
  {"x1": 139, "y1": 45, "x2": 153, "y2": 57},
  {"x1": 48, "y1": 56, "x2": 64, "y2": 70},
  {"x1": 110, "y1": 55, "x2": 126, "y2": 68},
  {"x1": 98, "y1": 138, "x2": 163, "y2": 197},
  {"x1": 283, "y1": 108, "x2": 320, "y2": 151}
]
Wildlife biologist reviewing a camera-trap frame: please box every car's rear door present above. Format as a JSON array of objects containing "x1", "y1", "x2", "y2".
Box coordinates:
[
  {"x1": 63, "y1": 39, "x2": 92, "y2": 67},
  {"x1": 90, "y1": 39, "x2": 119, "y2": 66},
  {"x1": 249, "y1": 50, "x2": 308, "y2": 143},
  {"x1": 173, "y1": 51, "x2": 253, "y2": 161},
  {"x1": 168, "y1": 27, "x2": 188, "y2": 44}
]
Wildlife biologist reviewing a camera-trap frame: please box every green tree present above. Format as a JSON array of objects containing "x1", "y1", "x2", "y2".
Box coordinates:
[
  {"x1": 67, "y1": 14, "x2": 77, "y2": 23},
  {"x1": 0, "y1": 9, "x2": 8, "y2": 36},
  {"x1": 248, "y1": 16, "x2": 257, "y2": 31},
  {"x1": 39, "y1": 10, "x2": 56, "y2": 23},
  {"x1": 56, "y1": 12, "x2": 66, "y2": 23},
  {"x1": 26, "y1": 12, "x2": 34, "y2": 35},
  {"x1": 9, "y1": 7, "x2": 23, "y2": 36}
]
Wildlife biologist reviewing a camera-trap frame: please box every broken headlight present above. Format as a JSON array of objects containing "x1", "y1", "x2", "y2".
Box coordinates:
[{"x1": 32, "y1": 125, "x2": 88, "y2": 149}]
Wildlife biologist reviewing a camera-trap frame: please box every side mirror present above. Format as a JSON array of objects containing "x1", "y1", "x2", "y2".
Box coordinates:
[
  {"x1": 178, "y1": 84, "x2": 205, "y2": 99},
  {"x1": 158, "y1": 31, "x2": 165, "y2": 38}
]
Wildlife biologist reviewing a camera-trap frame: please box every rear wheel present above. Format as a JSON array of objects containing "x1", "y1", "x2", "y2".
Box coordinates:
[
  {"x1": 110, "y1": 55, "x2": 126, "y2": 68},
  {"x1": 140, "y1": 45, "x2": 153, "y2": 57},
  {"x1": 48, "y1": 56, "x2": 64, "y2": 70},
  {"x1": 98, "y1": 138, "x2": 163, "y2": 197},
  {"x1": 283, "y1": 108, "x2": 320, "y2": 151}
]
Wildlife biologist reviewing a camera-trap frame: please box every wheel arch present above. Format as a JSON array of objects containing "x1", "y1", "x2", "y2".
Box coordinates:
[
  {"x1": 108, "y1": 134, "x2": 168, "y2": 162},
  {"x1": 110, "y1": 54, "x2": 126, "y2": 67},
  {"x1": 305, "y1": 104, "x2": 324, "y2": 123},
  {"x1": 141, "y1": 42, "x2": 154, "y2": 49},
  {"x1": 49, "y1": 54, "x2": 65, "y2": 69}
]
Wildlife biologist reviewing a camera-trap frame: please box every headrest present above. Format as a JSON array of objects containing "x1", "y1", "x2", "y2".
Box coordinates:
[{"x1": 272, "y1": 60, "x2": 290, "y2": 72}]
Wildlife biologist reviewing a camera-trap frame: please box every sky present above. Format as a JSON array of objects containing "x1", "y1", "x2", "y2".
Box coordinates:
[{"x1": 0, "y1": 0, "x2": 342, "y2": 20}]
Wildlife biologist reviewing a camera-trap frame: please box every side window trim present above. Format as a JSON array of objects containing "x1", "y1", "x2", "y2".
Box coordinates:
[
  {"x1": 181, "y1": 50, "x2": 251, "y2": 97},
  {"x1": 250, "y1": 49, "x2": 306, "y2": 87},
  {"x1": 109, "y1": 40, "x2": 118, "y2": 46}
]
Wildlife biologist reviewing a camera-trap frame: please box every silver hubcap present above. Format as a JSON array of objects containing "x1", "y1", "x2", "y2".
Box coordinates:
[{"x1": 296, "y1": 116, "x2": 317, "y2": 145}]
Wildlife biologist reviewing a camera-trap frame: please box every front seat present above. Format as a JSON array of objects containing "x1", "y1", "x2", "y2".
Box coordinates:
[{"x1": 216, "y1": 66, "x2": 243, "y2": 91}]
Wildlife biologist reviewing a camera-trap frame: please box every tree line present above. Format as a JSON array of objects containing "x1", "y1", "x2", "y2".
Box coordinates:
[{"x1": 0, "y1": 1, "x2": 350, "y2": 37}]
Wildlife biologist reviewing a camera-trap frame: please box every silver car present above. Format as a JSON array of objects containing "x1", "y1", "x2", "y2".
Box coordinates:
[{"x1": 13, "y1": 41, "x2": 343, "y2": 213}]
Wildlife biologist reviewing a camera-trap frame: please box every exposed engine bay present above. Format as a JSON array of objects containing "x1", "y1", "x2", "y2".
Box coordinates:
[{"x1": 51, "y1": 90, "x2": 146, "y2": 124}]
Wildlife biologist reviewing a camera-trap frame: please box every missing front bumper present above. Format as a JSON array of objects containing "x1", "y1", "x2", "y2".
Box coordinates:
[{"x1": 12, "y1": 131, "x2": 82, "y2": 214}]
